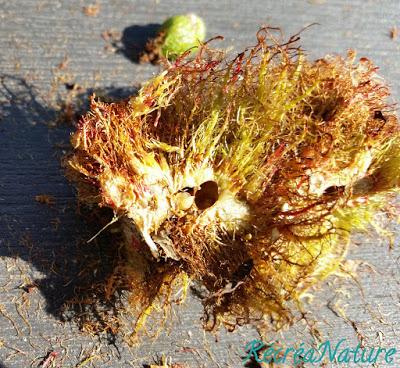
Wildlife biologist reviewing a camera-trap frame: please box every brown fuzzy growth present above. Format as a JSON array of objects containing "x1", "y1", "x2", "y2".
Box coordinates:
[{"x1": 67, "y1": 28, "x2": 400, "y2": 336}]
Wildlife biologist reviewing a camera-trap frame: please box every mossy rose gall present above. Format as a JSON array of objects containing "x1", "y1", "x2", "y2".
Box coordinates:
[{"x1": 68, "y1": 28, "x2": 400, "y2": 339}]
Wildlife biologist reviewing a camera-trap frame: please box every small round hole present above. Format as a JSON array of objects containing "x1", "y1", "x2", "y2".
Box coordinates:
[
  {"x1": 323, "y1": 185, "x2": 345, "y2": 196},
  {"x1": 194, "y1": 180, "x2": 219, "y2": 210}
]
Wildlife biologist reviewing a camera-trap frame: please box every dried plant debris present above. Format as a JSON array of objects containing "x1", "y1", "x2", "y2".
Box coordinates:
[
  {"x1": 390, "y1": 26, "x2": 398, "y2": 40},
  {"x1": 67, "y1": 28, "x2": 400, "y2": 338},
  {"x1": 83, "y1": 3, "x2": 100, "y2": 17},
  {"x1": 35, "y1": 194, "x2": 56, "y2": 206},
  {"x1": 148, "y1": 365, "x2": 188, "y2": 368},
  {"x1": 145, "y1": 356, "x2": 189, "y2": 368},
  {"x1": 39, "y1": 351, "x2": 59, "y2": 367},
  {"x1": 139, "y1": 13, "x2": 206, "y2": 64}
]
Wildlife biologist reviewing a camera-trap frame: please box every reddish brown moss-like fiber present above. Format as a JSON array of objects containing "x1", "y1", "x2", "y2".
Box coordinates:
[{"x1": 68, "y1": 28, "x2": 400, "y2": 336}]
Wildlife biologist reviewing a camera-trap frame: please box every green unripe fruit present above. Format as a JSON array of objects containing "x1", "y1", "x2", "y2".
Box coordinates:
[{"x1": 159, "y1": 14, "x2": 206, "y2": 59}]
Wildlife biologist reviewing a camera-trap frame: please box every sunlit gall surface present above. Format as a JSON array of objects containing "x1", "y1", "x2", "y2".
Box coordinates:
[{"x1": 68, "y1": 28, "x2": 400, "y2": 336}]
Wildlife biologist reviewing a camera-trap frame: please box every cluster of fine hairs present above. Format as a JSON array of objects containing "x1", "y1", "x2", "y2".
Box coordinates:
[{"x1": 67, "y1": 28, "x2": 400, "y2": 338}]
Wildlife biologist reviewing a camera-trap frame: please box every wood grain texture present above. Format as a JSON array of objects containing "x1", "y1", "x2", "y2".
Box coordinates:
[{"x1": 1, "y1": 0, "x2": 400, "y2": 367}]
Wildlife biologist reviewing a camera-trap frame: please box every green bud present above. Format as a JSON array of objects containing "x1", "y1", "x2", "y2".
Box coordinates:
[{"x1": 159, "y1": 14, "x2": 206, "y2": 59}]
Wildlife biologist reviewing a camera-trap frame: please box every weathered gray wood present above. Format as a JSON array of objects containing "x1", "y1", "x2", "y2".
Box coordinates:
[{"x1": 1, "y1": 0, "x2": 400, "y2": 367}]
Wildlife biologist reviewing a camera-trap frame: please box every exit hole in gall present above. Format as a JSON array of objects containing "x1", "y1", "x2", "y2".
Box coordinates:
[{"x1": 194, "y1": 180, "x2": 219, "y2": 210}]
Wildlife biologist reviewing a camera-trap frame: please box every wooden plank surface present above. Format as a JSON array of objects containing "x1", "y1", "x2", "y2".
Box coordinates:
[{"x1": 1, "y1": 0, "x2": 400, "y2": 367}]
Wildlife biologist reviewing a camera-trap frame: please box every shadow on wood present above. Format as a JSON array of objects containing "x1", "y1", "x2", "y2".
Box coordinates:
[
  {"x1": 0, "y1": 75, "x2": 138, "y2": 346},
  {"x1": 119, "y1": 23, "x2": 160, "y2": 62}
]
